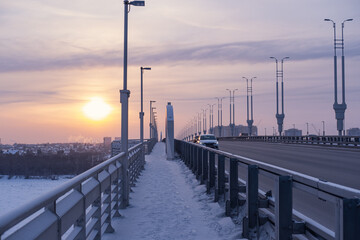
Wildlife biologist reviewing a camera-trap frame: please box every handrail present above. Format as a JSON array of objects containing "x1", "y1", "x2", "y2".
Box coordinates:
[
  {"x1": 0, "y1": 141, "x2": 154, "y2": 239},
  {"x1": 218, "y1": 135, "x2": 360, "y2": 147},
  {"x1": 0, "y1": 152, "x2": 125, "y2": 234},
  {"x1": 175, "y1": 139, "x2": 360, "y2": 240}
]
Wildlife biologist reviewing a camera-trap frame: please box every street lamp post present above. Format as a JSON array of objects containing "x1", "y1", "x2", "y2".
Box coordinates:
[
  {"x1": 140, "y1": 67, "x2": 151, "y2": 143},
  {"x1": 243, "y1": 77, "x2": 256, "y2": 136},
  {"x1": 270, "y1": 56, "x2": 289, "y2": 136},
  {"x1": 208, "y1": 104, "x2": 215, "y2": 134},
  {"x1": 120, "y1": 0, "x2": 145, "y2": 208},
  {"x1": 306, "y1": 122, "x2": 309, "y2": 136},
  {"x1": 202, "y1": 108, "x2": 207, "y2": 134},
  {"x1": 226, "y1": 89, "x2": 238, "y2": 136},
  {"x1": 198, "y1": 112, "x2": 201, "y2": 136},
  {"x1": 149, "y1": 101, "x2": 156, "y2": 138},
  {"x1": 226, "y1": 89, "x2": 232, "y2": 130},
  {"x1": 324, "y1": 18, "x2": 353, "y2": 136},
  {"x1": 322, "y1": 121, "x2": 325, "y2": 136},
  {"x1": 215, "y1": 97, "x2": 225, "y2": 137}
]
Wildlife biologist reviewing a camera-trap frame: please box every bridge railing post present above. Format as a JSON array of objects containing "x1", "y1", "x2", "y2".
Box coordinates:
[
  {"x1": 202, "y1": 149, "x2": 208, "y2": 185},
  {"x1": 197, "y1": 147, "x2": 203, "y2": 179},
  {"x1": 193, "y1": 146, "x2": 198, "y2": 174},
  {"x1": 208, "y1": 151, "x2": 215, "y2": 194},
  {"x1": 113, "y1": 160, "x2": 122, "y2": 217},
  {"x1": 216, "y1": 155, "x2": 225, "y2": 201},
  {"x1": 229, "y1": 158, "x2": 239, "y2": 209},
  {"x1": 275, "y1": 175, "x2": 293, "y2": 240},
  {"x1": 191, "y1": 145, "x2": 195, "y2": 170},
  {"x1": 247, "y1": 165, "x2": 259, "y2": 230},
  {"x1": 120, "y1": 154, "x2": 129, "y2": 208},
  {"x1": 188, "y1": 143, "x2": 191, "y2": 167},
  {"x1": 338, "y1": 198, "x2": 360, "y2": 240}
]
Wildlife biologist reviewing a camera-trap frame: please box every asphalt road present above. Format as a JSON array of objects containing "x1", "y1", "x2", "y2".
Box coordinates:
[{"x1": 219, "y1": 140, "x2": 360, "y2": 231}]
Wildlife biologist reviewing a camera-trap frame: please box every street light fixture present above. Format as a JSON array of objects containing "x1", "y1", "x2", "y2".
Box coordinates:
[
  {"x1": 324, "y1": 18, "x2": 353, "y2": 136},
  {"x1": 129, "y1": 1, "x2": 145, "y2": 6},
  {"x1": 270, "y1": 56, "x2": 289, "y2": 136},
  {"x1": 120, "y1": 0, "x2": 146, "y2": 208}
]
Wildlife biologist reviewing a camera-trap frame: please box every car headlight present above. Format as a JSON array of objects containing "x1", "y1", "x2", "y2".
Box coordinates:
[{"x1": 214, "y1": 141, "x2": 219, "y2": 146}]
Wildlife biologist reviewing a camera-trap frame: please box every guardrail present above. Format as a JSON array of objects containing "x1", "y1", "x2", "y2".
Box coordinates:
[
  {"x1": 218, "y1": 135, "x2": 360, "y2": 147},
  {"x1": 175, "y1": 139, "x2": 360, "y2": 240},
  {"x1": 0, "y1": 139, "x2": 156, "y2": 240}
]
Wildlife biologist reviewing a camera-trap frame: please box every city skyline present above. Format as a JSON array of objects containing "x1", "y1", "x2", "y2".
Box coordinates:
[{"x1": 1, "y1": 0, "x2": 360, "y2": 144}]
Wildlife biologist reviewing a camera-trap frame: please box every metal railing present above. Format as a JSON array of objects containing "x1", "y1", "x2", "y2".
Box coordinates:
[
  {"x1": 175, "y1": 139, "x2": 360, "y2": 240},
  {"x1": 0, "y1": 140, "x2": 155, "y2": 240},
  {"x1": 218, "y1": 135, "x2": 360, "y2": 147}
]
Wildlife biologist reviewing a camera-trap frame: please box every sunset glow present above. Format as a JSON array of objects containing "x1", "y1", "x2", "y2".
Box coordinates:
[{"x1": 82, "y1": 97, "x2": 112, "y2": 121}]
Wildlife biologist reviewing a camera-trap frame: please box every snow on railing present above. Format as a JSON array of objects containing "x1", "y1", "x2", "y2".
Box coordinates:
[
  {"x1": 0, "y1": 140, "x2": 155, "y2": 240},
  {"x1": 175, "y1": 139, "x2": 360, "y2": 240}
]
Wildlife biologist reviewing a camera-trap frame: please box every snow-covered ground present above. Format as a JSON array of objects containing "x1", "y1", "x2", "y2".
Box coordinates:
[
  {"x1": 103, "y1": 143, "x2": 243, "y2": 240},
  {"x1": 1, "y1": 143, "x2": 275, "y2": 239},
  {"x1": 0, "y1": 176, "x2": 69, "y2": 216}
]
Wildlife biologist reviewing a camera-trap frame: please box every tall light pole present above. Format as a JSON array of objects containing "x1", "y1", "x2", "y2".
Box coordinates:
[
  {"x1": 215, "y1": 97, "x2": 225, "y2": 137},
  {"x1": 140, "y1": 67, "x2": 151, "y2": 143},
  {"x1": 232, "y1": 89, "x2": 238, "y2": 134},
  {"x1": 270, "y1": 56, "x2": 289, "y2": 136},
  {"x1": 306, "y1": 122, "x2": 309, "y2": 136},
  {"x1": 322, "y1": 121, "x2": 325, "y2": 136},
  {"x1": 202, "y1": 108, "x2": 207, "y2": 134},
  {"x1": 226, "y1": 89, "x2": 238, "y2": 136},
  {"x1": 149, "y1": 100, "x2": 156, "y2": 138},
  {"x1": 208, "y1": 104, "x2": 215, "y2": 134},
  {"x1": 121, "y1": 0, "x2": 145, "y2": 208},
  {"x1": 243, "y1": 77, "x2": 256, "y2": 136},
  {"x1": 198, "y1": 112, "x2": 201, "y2": 136},
  {"x1": 226, "y1": 89, "x2": 232, "y2": 129},
  {"x1": 324, "y1": 18, "x2": 353, "y2": 136}
]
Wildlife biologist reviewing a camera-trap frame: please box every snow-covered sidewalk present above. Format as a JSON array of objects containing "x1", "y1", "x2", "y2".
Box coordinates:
[{"x1": 103, "y1": 142, "x2": 241, "y2": 240}]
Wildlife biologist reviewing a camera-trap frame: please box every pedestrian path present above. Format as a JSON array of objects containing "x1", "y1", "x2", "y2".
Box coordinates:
[{"x1": 103, "y1": 142, "x2": 241, "y2": 240}]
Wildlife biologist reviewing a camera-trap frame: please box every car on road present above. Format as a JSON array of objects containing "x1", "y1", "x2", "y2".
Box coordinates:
[{"x1": 197, "y1": 134, "x2": 219, "y2": 149}]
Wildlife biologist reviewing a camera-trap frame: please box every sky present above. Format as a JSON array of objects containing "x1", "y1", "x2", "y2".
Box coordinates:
[{"x1": 0, "y1": 0, "x2": 360, "y2": 144}]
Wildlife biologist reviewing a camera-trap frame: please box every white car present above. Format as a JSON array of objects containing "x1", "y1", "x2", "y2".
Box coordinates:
[{"x1": 198, "y1": 134, "x2": 219, "y2": 149}]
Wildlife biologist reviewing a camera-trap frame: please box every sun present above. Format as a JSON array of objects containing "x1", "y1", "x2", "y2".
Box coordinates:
[{"x1": 82, "y1": 97, "x2": 112, "y2": 121}]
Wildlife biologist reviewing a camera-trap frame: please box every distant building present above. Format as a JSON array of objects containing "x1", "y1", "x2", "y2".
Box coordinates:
[
  {"x1": 346, "y1": 128, "x2": 360, "y2": 136},
  {"x1": 103, "y1": 137, "x2": 112, "y2": 151},
  {"x1": 284, "y1": 128, "x2": 302, "y2": 136},
  {"x1": 114, "y1": 137, "x2": 121, "y2": 141},
  {"x1": 111, "y1": 139, "x2": 141, "y2": 156},
  {"x1": 111, "y1": 140, "x2": 122, "y2": 156}
]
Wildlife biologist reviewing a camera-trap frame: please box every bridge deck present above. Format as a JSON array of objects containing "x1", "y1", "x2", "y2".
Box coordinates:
[{"x1": 103, "y1": 142, "x2": 241, "y2": 240}]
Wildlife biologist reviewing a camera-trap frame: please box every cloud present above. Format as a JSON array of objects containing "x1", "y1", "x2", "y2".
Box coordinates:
[
  {"x1": 0, "y1": 38, "x2": 359, "y2": 73},
  {"x1": 0, "y1": 90, "x2": 74, "y2": 105}
]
